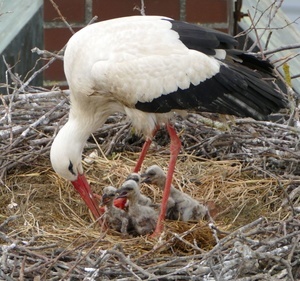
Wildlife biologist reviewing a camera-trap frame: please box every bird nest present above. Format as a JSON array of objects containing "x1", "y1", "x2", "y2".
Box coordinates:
[{"x1": 1, "y1": 88, "x2": 300, "y2": 280}]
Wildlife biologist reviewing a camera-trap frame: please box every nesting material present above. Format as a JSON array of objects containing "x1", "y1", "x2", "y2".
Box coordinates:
[
  {"x1": 1, "y1": 3, "x2": 300, "y2": 277},
  {"x1": 1, "y1": 149, "x2": 300, "y2": 280},
  {"x1": 1, "y1": 85, "x2": 300, "y2": 280}
]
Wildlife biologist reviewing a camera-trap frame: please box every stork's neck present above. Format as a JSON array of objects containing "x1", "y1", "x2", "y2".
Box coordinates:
[
  {"x1": 169, "y1": 186, "x2": 181, "y2": 197},
  {"x1": 62, "y1": 116, "x2": 93, "y2": 150},
  {"x1": 158, "y1": 177, "x2": 176, "y2": 193},
  {"x1": 106, "y1": 200, "x2": 114, "y2": 209},
  {"x1": 128, "y1": 194, "x2": 139, "y2": 208},
  {"x1": 50, "y1": 116, "x2": 95, "y2": 180}
]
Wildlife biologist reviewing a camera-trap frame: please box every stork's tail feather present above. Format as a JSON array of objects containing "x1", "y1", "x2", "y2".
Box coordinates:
[
  {"x1": 211, "y1": 63, "x2": 288, "y2": 120},
  {"x1": 227, "y1": 50, "x2": 275, "y2": 75}
]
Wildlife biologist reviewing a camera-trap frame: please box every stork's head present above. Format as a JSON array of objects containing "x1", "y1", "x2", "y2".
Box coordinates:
[
  {"x1": 141, "y1": 165, "x2": 166, "y2": 189},
  {"x1": 103, "y1": 185, "x2": 117, "y2": 195},
  {"x1": 117, "y1": 179, "x2": 140, "y2": 201},
  {"x1": 125, "y1": 172, "x2": 141, "y2": 185},
  {"x1": 50, "y1": 124, "x2": 84, "y2": 182},
  {"x1": 50, "y1": 120, "x2": 103, "y2": 220},
  {"x1": 101, "y1": 186, "x2": 117, "y2": 206}
]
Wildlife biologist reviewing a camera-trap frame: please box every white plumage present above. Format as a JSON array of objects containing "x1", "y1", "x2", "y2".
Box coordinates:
[
  {"x1": 50, "y1": 15, "x2": 286, "y2": 235},
  {"x1": 62, "y1": 16, "x2": 220, "y2": 138}
]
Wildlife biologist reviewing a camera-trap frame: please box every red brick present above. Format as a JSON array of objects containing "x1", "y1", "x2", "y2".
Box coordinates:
[
  {"x1": 93, "y1": 0, "x2": 180, "y2": 21},
  {"x1": 44, "y1": 59, "x2": 65, "y2": 81},
  {"x1": 217, "y1": 28, "x2": 229, "y2": 33},
  {"x1": 44, "y1": 27, "x2": 81, "y2": 83},
  {"x1": 44, "y1": 0, "x2": 85, "y2": 22},
  {"x1": 186, "y1": 0, "x2": 228, "y2": 23},
  {"x1": 143, "y1": 0, "x2": 180, "y2": 19},
  {"x1": 44, "y1": 28, "x2": 80, "y2": 51}
]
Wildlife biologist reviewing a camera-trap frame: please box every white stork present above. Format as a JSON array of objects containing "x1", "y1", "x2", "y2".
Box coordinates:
[{"x1": 50, "y1": 15, "x2": 287, "y2": 236}]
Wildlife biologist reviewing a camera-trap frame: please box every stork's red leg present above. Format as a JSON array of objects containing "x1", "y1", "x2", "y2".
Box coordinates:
[
  {"x1": 134, "y1": 138, "x2": 152, "y2": 173},
  {"x1": 134, "y1": 126, "x2": 159, "y2": 173},
  {"x1": 152, "y1": 123, "x2": 181, "y2": 237}
]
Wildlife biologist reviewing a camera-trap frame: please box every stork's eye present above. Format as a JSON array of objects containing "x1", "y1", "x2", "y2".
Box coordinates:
[
  {"x1": 68, "y1": 161, "x2": 76, "y2": 176},
  {"x1": 132, "y1": 176, "x2": 139, "y2": 182},
  {"x1": 148, "y1": 171, "x2": 156, "y2": 176}
]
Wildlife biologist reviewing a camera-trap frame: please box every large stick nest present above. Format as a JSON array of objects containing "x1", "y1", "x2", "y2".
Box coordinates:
[
  {"x1": 1, "y1": 8, "x2": 300, "y2": 281},
  {"x1": 1, "y1": 86, "x2": 300, "y2": 280}
]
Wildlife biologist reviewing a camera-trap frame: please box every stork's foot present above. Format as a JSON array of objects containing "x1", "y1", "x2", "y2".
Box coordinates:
[
  {"x1": 206, "y1": 200, "x2": 218, "y2": 219},
  {"x1": 150, "y1": 223, "x2": 164, "y2": 238}
]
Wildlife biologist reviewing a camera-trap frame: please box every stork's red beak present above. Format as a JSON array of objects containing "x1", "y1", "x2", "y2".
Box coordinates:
[{"x1": 71, "y1": 174, "x2": 104, "y2": 221}]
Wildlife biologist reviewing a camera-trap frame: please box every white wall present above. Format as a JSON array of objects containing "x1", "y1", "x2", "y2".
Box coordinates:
[{"x1": 281, "y1": 0, "x2": 300, "y2": 31}]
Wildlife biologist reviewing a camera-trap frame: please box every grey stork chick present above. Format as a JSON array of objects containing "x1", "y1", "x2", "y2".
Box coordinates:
[
  {"x1": 140, "y1": 167, "x2": 179, "y2": 220},
  {"x1": 101, "y1": 186, "x2": 130, "y2": 236},
  {"x1": 141, "y1": 165, "x2": 207, "y2": 221},
  {"x1": 117, "y1": 180, "x2": 158, "y2": 235},
  {"x1": 125, "y1": 173, "x2": 153, "y2": 206}
]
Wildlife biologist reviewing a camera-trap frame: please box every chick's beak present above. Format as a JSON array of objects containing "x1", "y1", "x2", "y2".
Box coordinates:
[
  {"x1": 116, "y1": 188, "x2": 128, "y2": 199},
  {"x1": 100, "y1": 193, "x2": 111, "y2": 205},
  {"x1": 140, "y1": 173, "x2": 150, "y2": 183}
]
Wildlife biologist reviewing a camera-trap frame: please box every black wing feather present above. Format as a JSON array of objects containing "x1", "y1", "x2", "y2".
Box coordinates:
[
  {"x1": 134, "y1": 19, "x2": 287, "y2": 120},
  {"x1": 135, "y1": 65, "x2": 286, "y2": 120},
  {"x1": 164, "y1": 19, "x2": 238, "y2": 55}
]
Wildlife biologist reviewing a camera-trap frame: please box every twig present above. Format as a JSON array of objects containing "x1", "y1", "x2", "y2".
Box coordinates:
[
  {"x1": 256, "y1": 43, "x2": 300, "y2": 56},
  {"x1": 0, "y1": 215, "x2": 20, "y2": 230},
  {"x1": 49, "y1": 0, "x2": 75, "y2": 34},
  {"x1": 106, "y1": 249, "x2": 155, "y2": 279},
  {"x1": 31, "y1": 48, "x2": 64, "y2": 60},
  {"x1": 134, "y1": 0, "x2": 146, "y2": 16},
  {"x1": 247, "y1": 11, "x2": 265, "y2": 59}
]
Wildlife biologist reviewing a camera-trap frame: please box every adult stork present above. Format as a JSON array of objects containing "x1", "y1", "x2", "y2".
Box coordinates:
[{"x1": 50, "y1": 15, "x2": 287, "y2": 236}]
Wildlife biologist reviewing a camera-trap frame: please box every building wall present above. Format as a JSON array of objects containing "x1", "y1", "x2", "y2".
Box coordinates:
[
  {"x1": 0, "y1": 0, "x2": 44, "y2": 90},
  {"x1": 43, "y1": 0, "x2": 232, "y2": 87},
  {"x1": 281, "y1": 0, "x2": 300, "y2": 31}
]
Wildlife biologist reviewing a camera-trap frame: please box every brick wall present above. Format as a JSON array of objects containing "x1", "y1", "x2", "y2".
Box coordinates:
[{"x1": 44, "y1": 0, "x2": 233, "y2": 87}]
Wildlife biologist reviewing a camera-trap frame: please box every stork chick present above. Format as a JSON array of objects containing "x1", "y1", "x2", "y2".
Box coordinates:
[
  {"x1": 125, "y1": 173, "x2": 152, "y2": 206},
  {"x1": 142, "y1": 165, "x2": 207, "y2": 221},
  {"x1": 101, "y1": 186, "x2": 130, "y2": 236},
  {"x1": 117, "y1": 180, "x2": 158, "y2": 235}
]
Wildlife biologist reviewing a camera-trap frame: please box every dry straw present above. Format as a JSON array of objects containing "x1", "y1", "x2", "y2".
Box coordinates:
[
  {"x1": 1, "y1": 65, "x2": 300, "y2": 281},
  {"x1": 1, "y1": 136, "x2": 300, "y2": 279},
  {"x1": 1, "y1": 67, "x2": 300, "y2": 280},
  {"x1": 1, "y1": 1, "x2": 300, "y2": 278}
]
